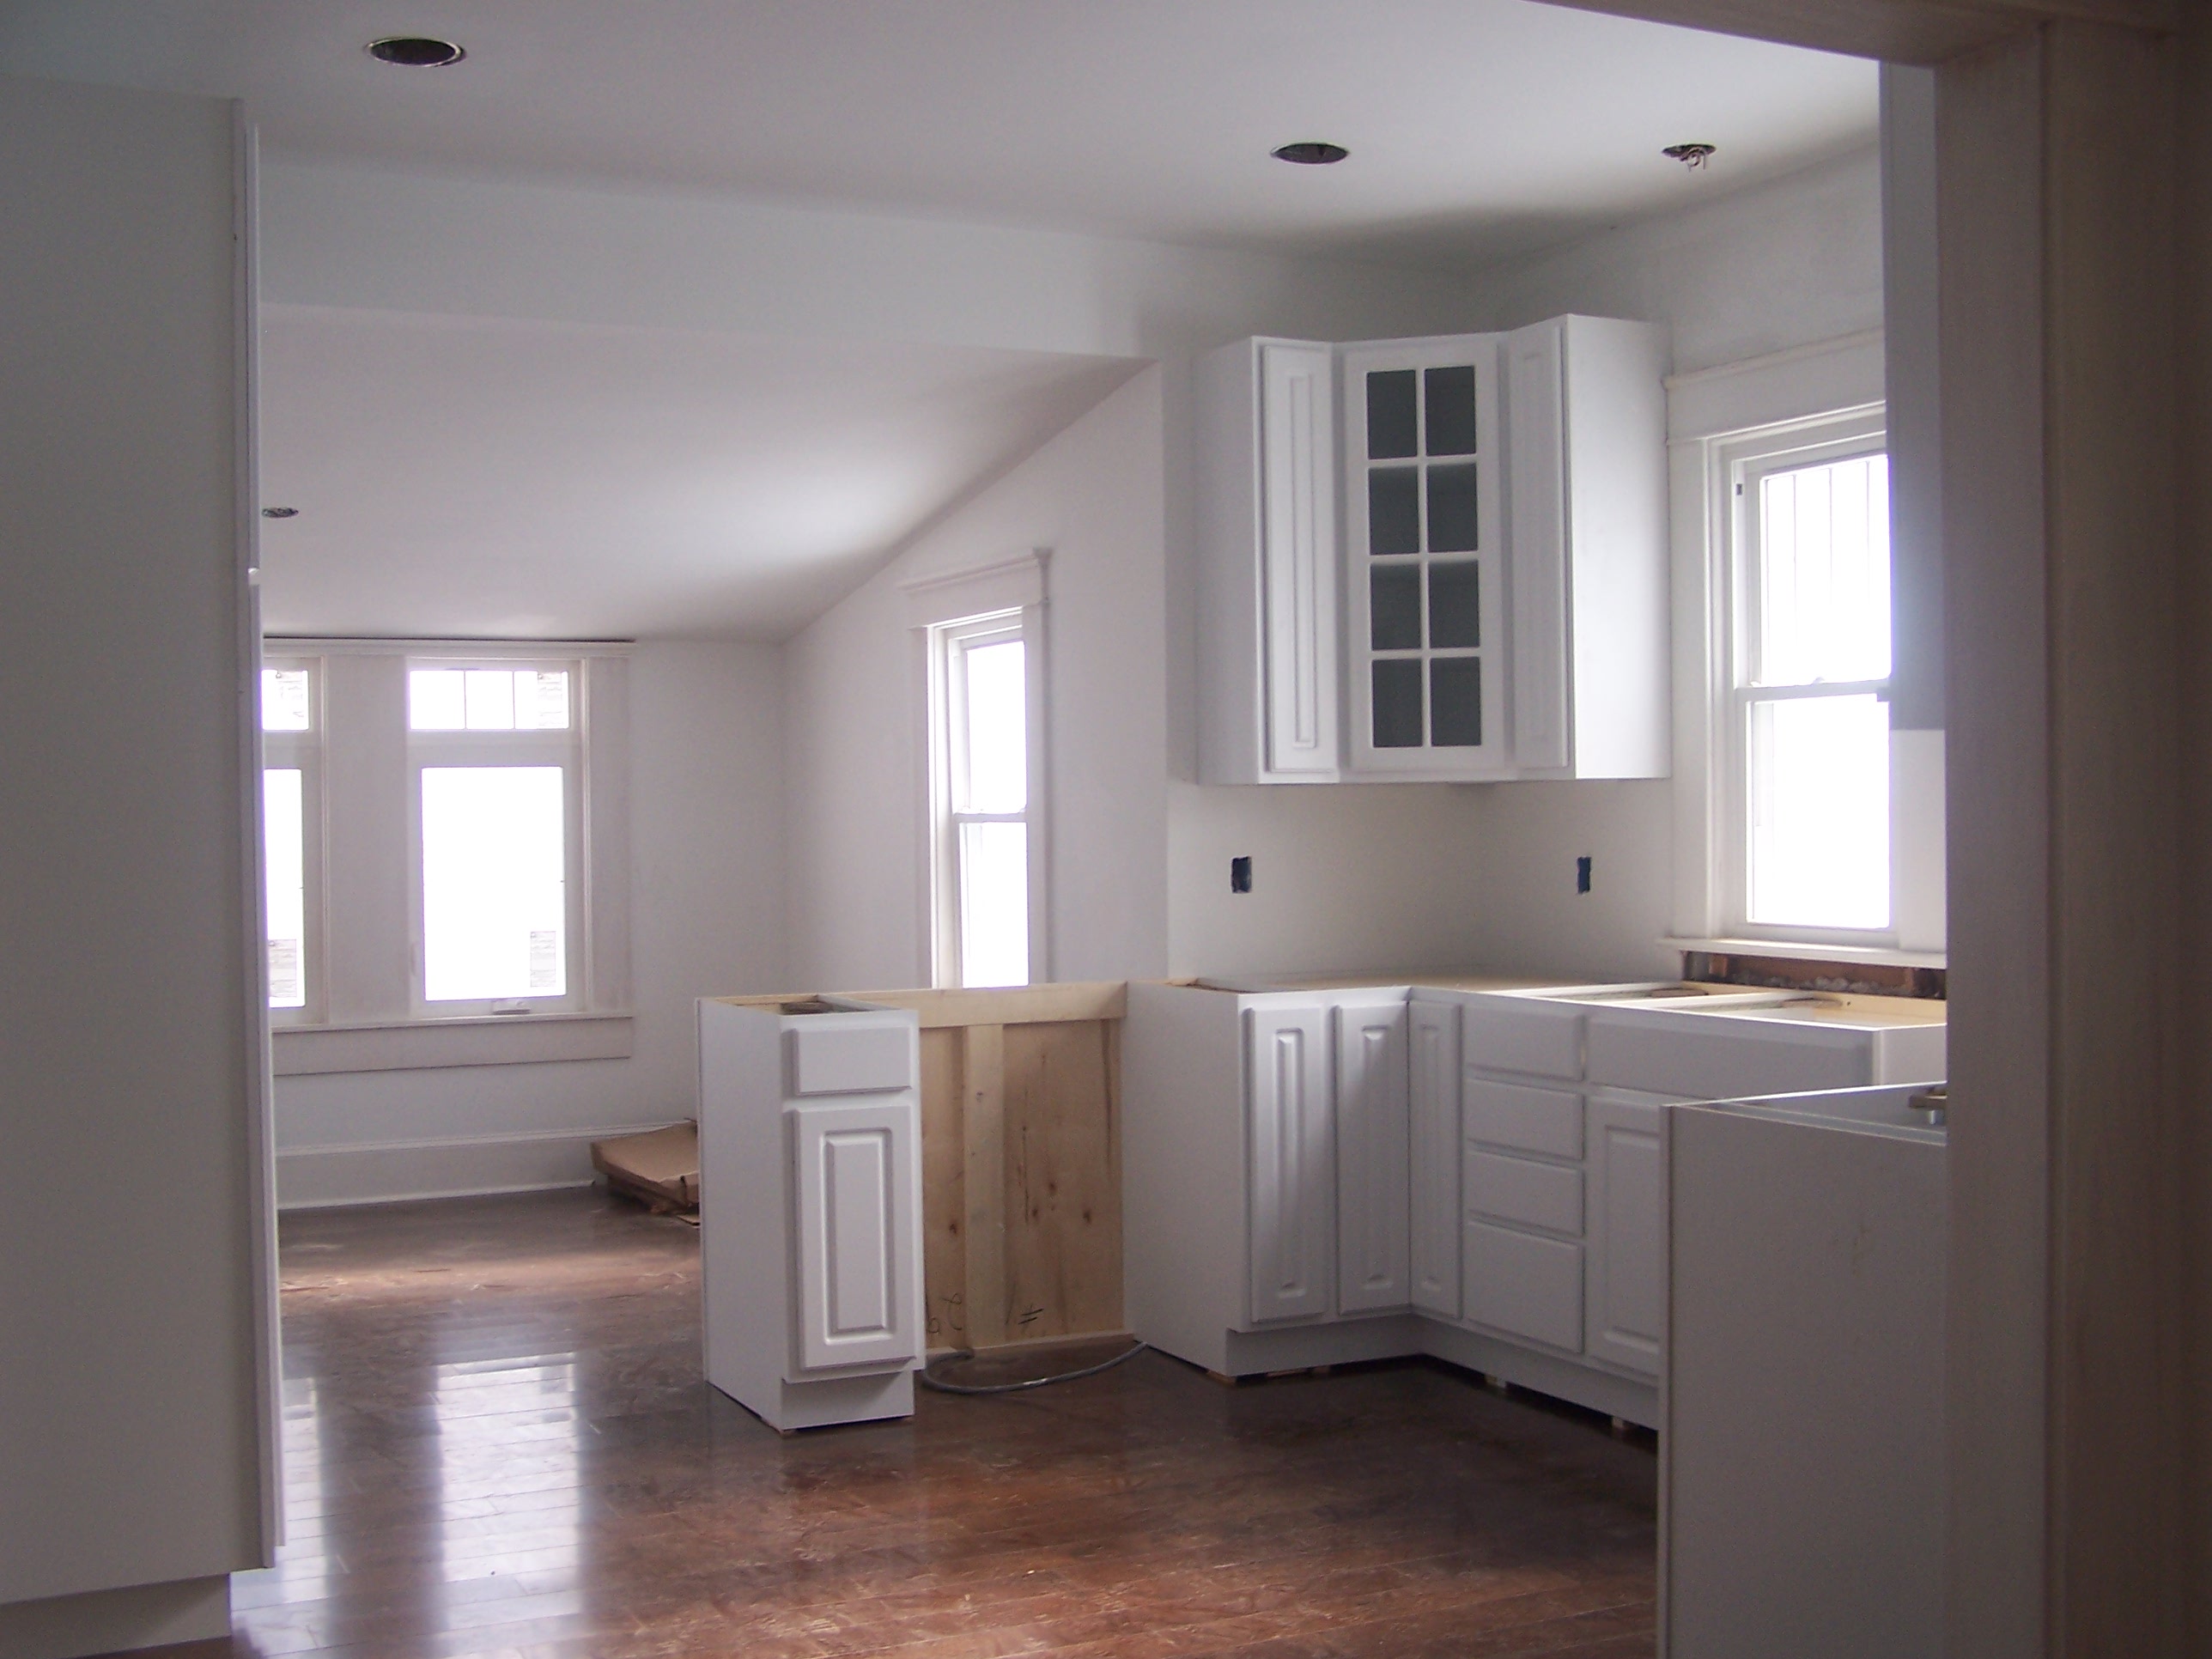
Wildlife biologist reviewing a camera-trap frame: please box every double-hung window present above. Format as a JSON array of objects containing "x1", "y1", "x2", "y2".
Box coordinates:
[
  {"x1": 1722, "y1": 414, "x2": 1893, "y2": 939},
  {"x1": 260, "y1": 660, "x2": 321, "y2": 1024},
  {"x1": 928, "y1": 613, "x2": 1042, "y2": 988}
]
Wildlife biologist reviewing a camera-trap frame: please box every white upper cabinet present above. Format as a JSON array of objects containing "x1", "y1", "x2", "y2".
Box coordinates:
[
  {"x1": 1198, "y1": 339, "x2": 1340, "y2": 784},
  {"x1": 1195, "y1": 317, "x2": 1669, "y2": 785},
  {"x1": 1504, "y1": 316, "x2": 1671, "y2": 780},
  {"x1": 1342, "y1": 338, "x2": 1509, "y2": 777}
]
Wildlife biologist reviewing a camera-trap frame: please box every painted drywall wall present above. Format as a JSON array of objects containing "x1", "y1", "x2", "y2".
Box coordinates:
[
  {"x1": 274, "y1": 642, "x2": 786, "y2": 1205},
  {"x1": 785, "y1": 369, "x2": 1171, "y2": 987},
  {"x1": 0, "y1": 71, "x2": 267, "y2": 1644},
  {"x1": 1460, "y1": 148, "x2": 1887, "y2": 981}
]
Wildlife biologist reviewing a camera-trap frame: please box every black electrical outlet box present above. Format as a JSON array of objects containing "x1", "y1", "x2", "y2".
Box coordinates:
[
  {"x1": 1576, "y1": 855, "x2": 1593, "y2": 895},
  {"x1": 1231, "y1": 855, "x2": 1253, "y2": 894}
]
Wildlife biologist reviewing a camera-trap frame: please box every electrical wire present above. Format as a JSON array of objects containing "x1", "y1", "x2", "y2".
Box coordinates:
[{"x1": 917, "y1": 1340, "x2": 1147, "y2": 1395}]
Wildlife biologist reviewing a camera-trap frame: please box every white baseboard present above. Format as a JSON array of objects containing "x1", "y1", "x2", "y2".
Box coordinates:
[
  {"x1": 0, "y1": 1575, "x2": 229, "y2": 1659},
  {"x1": 276, "y1": 1121, "x2": 684, "y2": 1210}
]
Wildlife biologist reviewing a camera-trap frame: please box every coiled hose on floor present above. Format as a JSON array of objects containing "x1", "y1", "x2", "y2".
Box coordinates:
[{"x1": 918, "y1": 1340, "x2": 1147, "y2": 1395}]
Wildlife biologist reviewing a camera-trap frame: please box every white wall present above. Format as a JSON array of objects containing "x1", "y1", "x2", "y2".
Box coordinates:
[
  {"x1": 1460, "y1": 148, "x2": 1887, "y2": 981},
  {"x1": 275, "y1": 642, "x2": 787, "y2": 1205}
]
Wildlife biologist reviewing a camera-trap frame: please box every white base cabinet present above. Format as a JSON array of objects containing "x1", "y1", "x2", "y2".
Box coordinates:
[{"x1": 698, "y1": 996, "x2": 924, "y2": 1432}]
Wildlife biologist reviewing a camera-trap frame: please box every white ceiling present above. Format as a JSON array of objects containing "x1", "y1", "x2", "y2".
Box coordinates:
[
  {"x1": 0, "y1": 0, "x2": 1876, "y2": 269},
  {"x1": 1, "y1": 3, "x2": 1879, "y2": 642},
  {"x1": 257, "y1": 307, "x2": 1138, "y2": 641}
]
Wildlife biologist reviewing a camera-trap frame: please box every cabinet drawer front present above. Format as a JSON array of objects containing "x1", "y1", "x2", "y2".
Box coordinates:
[
  {"x1": 1583, "y1": 1013, "x2": 1865, "y2": 1100},
  {"x1": 1462, "y1": 1000, "x2": 1583, "y2": 1080},
  {"x1": 787, "y1": 1022, "x2": 913, "y2": 1097},
  {"x1": 1464, "y1": 1221, "x2": 1584, "y2": 1353},
  {"x1": 1467, "y1": 1148, "x2": 1583, "y2": 1237},
  {"x1": 1463, "y1": 1078, "x2": 1584, "y2": 1158}
]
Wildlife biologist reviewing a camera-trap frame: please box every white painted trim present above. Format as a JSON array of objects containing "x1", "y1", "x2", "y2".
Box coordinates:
[
  {"x1": 900, "y1": 550, "x2": 1048, "y2": 629},
  {"x1": 1665, "y1": 329, "x2": 1885, "y2": 442},
  {"x1": 273, "y1": 1012, "x2": 635, "y2": 1074},
  {"x1": 1662, "y1": 937, "x2": 1946, "y2": 970},
  {"x1": 276, "y1": 1120, "x2": 684, "y2": 1209},
  {"x1": 268, "y1": 635, "x2": 635, "y2": 655}
]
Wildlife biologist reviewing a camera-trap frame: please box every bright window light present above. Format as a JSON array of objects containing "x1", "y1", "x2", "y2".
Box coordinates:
[
  {"x1": 1748, "y1": 695, "x2": 1891, "y2": 929},
  {"x1": 961, "y1": 639, "x2": 1026, "y2": 813},
  {"x1": 263, "y1": 668, "x2": 311, "y2": 732},
  {"x1": 1756, "y1": 455, "x2": 1891, "y2": 685},
  {"x1": 264, "y1": 767, "x2": 306, "y2": 1008},
  {"x1": 410, "y1": 668, "x2": 569, "y2": 732},
  {"x1": 958, "y1": 821, "x2": 1029, "y2": 988},
  {"x1": 421, "y1": 766, "x2": 567, "y2": 1002}
]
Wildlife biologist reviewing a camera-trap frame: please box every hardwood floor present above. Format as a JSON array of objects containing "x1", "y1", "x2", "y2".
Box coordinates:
[{"x1": 156, "y1": 1188, "x2": 1656, "y2": 1657}]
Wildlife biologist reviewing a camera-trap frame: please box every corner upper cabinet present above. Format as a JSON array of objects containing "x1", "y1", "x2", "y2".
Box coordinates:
[
  {"x1": 1504, "y1": 316, "x2": 1671, "y2": 779},
  {"x1": 1342, "y1": 338, "x2": 1510, "y2": 777},
  {"x1": 1197, "y1": 338, "x2": 1340, "y2": 784}
]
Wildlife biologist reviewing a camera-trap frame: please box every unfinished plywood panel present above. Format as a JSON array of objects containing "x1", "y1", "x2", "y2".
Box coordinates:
[
  {"x1": 714, "y1": 985, "x2": 1127, "y2": 1353},
  {"x1": 918, "y1": 1027, "x2": 966, "y2": 1349},
  {"x1": 1001, "y1": 1020, "x2": 1123, "y2": 1343}
]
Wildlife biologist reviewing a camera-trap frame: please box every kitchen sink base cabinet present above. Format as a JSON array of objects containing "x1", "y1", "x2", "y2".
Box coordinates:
[{"x1": 698, "y1": 997, "x2": 925, "y2": 1433}]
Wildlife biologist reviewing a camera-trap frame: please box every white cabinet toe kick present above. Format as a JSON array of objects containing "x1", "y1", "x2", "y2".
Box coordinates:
[{"x1": 1121, "y1": 979, "x2": 1944, "y2": 1431}]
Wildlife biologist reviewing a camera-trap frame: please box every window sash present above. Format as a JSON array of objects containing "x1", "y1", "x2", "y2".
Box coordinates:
[{"x1": 927, "y1": 611, "x2": 1045, "y2": 989}]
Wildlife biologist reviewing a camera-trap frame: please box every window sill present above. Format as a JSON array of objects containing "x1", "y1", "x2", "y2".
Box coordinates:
[
  {"x1": 272, "y1": 1012, "x2": 635, "y2": 1076},
  {"x1": 1662, "y1": 936, "x2": 1947, "y2": 971}
]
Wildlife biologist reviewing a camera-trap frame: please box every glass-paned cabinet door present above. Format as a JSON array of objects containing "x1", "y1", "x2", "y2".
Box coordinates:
[{"x1": 1342, "y1": 338, "x2": 1508, "y2": 776}]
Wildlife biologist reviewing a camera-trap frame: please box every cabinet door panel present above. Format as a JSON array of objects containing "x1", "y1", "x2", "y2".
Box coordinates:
[
  {"x1": 1409, "y1": 1000, "x2": 1462, "y2": 1318},
  {"x1": 1464, "y1": 1220, "x2": 1583, "y2": 1353},
  {"x1": 1246, "y1": 1005, "x2": 1332, "y2": 1323},
  {"x1": 787, "y1": 1097, "x2": 921, "y2": 1378},
  {"x1": 1335, "y1": 999, "x2": 1410, "y2": 1314},
  {"x1": 1261, "y1": 343, "x2": 1339, "y2": 776},
  {"x1": 1507, "y1": 319, "x2": 1571, "y2": 770},
  {"x1": 1467, "y1": 1147, "x2": 1583, "y2": 1237},
  {"x1": 1586, "y1": 1093, "x2": 1664, "y2": 1376},
  {"x1": 1463, "y1": 1077, "x2": 1584, "y2": 1159}
]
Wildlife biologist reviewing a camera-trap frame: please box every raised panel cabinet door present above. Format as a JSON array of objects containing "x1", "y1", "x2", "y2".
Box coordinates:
[
  {"x1": 1335, "y1": 998, "x2": 1411, "y2": 1314},
  {"x1": 1585, "y1": 1092, "x2": 1665, "y2": 1376},
  {"x1": 1260, "y1": 342, "x2": 1339, "y2": 777},
  {"x1": 1408, "y1": 1000, "x2": 1462, "y2": 1318},
  {"x1": 1506, "y1": 319, "x2": 1571, "y2": 771},
  {"x1": 1246, "y1": 1003, "x2": 1333, "y2": 1323},
  {"x1": 787, "y1": 1097, "x2": 921, "y2": 1378}
]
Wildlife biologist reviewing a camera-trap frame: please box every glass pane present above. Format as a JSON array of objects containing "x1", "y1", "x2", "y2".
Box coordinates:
[
  {"x1": 1368, "y1": 466, "x2": 1419, "y2": 557},
  {"x1": 1748, "y1": 695, "x2": 1890, "y2": 929},
  {"x1": 961, "y1": 638, "x2": 1026, "y2": 814},
  {"x1": 1428, "y1": 561, "x2": 1480, "y2": 648},
  {"x1": 409, "y1": 669, "x2": 465, "y2": 731},
  {"x1": 1370, "y1": 564, "x2": 1421, "y2": 651},
  {"x1": 464, "y1": 668, "x2": 516, "y2": 731},
  {"x1": 515, "y1": 670, "x2": 571, "y2": 731},
  {"x1": 422, "y1": 766, "x2": 568, "y2": 1001},
  {"x1": 1427, "y1": 462, "x2": 1480, "y2": 552},
  {"x1": 1424, "y1": 365, "x2": 1478, "y2": 456},
  {"x1": 1371, "y1": 659, "x2": 1423, "y2": 749},
  {"x1": 1431, "y1": 657, "x2": 1484, "y2": 747},
  {"x1": 1757, "y1": 453, "x2": 1891, "y2": 685},
  {"x1": 958, "y1": 821, "x2": 1029, "y2": 988},
  {"x1": 262, "y1": 668, "x2": 311, "y2": 732},
  {"x1": 1366, "y1": 368, "x2": 1418, "y2": 459},
  {"x1": 264, "y1": 768, "x2": 305, "y2": 1009}
]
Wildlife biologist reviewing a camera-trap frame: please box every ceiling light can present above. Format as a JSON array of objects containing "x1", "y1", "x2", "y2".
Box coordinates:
[
  {"x1": 1662, "y1": 143, "x2": 1718, "y2": 170},
  {"x1": 1272, "y1": 141, "x2": 1348, "y2": 166},
  {"x1": 368, "y1": 36, "x2": 465, "y2": 68}
]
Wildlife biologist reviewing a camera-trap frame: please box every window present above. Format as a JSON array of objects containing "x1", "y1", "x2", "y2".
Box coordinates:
[
  {"x1": 929, "y1": 614, "x2": 1041, "y2": 988},
  {"x1": 257, "y1": 641, "x2": 631, "y2": 1073},
  {"x1": 1718, "y1": 411, "x2": 1893, "y2": 941}
]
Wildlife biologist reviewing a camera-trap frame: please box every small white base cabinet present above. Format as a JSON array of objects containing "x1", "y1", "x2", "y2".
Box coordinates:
[
  {"x1": 698, "y1": 995, "x2": 925, "y2": 1432},
  {"x1": 1122, "y1": 980, "x2": 1947, "y2": 1431}
]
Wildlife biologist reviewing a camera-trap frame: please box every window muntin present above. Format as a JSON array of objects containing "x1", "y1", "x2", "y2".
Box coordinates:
[
  {"x1": 409, "y1": 667, "x2": 571, "y2": 732},
  {"x1": 1726, "y1": 432, "x2": 1893, "y2": 939},
  {"x1": 931, "y1": 615, "x2": 1038, "y2": 989}
]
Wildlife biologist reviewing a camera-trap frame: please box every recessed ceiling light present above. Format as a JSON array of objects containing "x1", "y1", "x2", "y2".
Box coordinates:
[
  {"x1": 1662, "y1": 143, "x2": 1718, "y2": 170},
  {"x1": 1272, "y1": 142, "x2": 1348, "y2": 166},
  {"x1": 368, "y1": 36, "x2": 465, "y2": 68},
  {"x1": 262, "y1": 507, "x2": 299, "y2": 519}
]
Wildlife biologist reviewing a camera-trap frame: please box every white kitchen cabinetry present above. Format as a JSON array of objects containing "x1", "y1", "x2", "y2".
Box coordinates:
[
  {"x1": 1334, "y1": 995, "x2": 1412, "y2": 1314},
  {"x1": 1407, "y1": 999, "x2": 1462, "y2": 1319},
  {"x1": 1583, "y1": 1091, "x2": 1665, "y2": 1377},
  {"x1": 1245, "y1": 1000, "x2": 1333, "y2": 1323},
  {"x1": 1504, "y1": 316, "x2": 1672, "y2": 779},
  {"x1": 699, "y1": 996, "x2": 924, "y2": 1432},
  {"x1": 1197, "y1": 338, "x2": 1339, "y2": 784}
]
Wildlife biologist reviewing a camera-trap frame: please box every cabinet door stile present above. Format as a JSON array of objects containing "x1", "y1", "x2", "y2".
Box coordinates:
[
  {"x1": 1246, "y1": 1003, "x2": 1333, "y2": 1322},
  {"x1": 1409, "y1": 1000, "x2": 1462, "y2": 1318}
]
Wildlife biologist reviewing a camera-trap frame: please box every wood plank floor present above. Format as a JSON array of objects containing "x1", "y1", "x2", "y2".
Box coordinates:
[{"x1": 153, "y1": 1188, "x2": 1656, "y2": 1657}]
